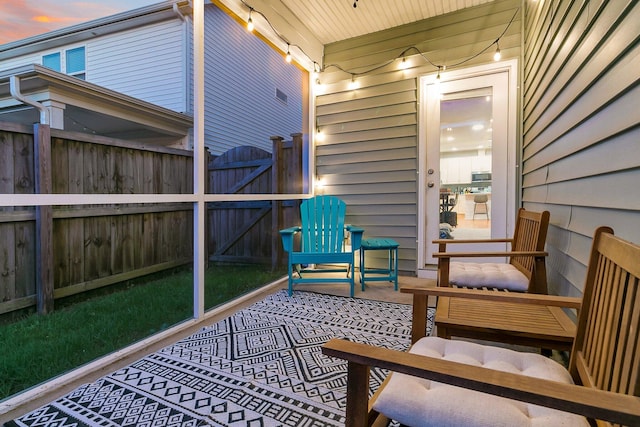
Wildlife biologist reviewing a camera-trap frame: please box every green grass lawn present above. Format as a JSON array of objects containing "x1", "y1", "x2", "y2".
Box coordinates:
[{"x1": 0, "y1": 265, "x2": 284, "y2": 400}]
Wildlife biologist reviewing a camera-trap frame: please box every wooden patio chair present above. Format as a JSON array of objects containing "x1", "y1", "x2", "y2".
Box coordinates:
[
  {"x1": 434, "y1": 207, "x2": 550, "y2": 294},
  {"x1": 280, "y1": 195, "x2": 364, "y2": 297},
  {"x1": 323, "y1": 227, "x2": 640, "y2": 427}
]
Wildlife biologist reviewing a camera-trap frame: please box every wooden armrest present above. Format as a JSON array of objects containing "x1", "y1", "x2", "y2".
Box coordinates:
[
  {"x1": 400, "y1": 286, "x2": 582, "y2": 309},
  {"x1": 433, "y1": 238, "x2": 513, "y2": 244},
  {"x1": 322, "y1": 339, "x2": 640, "y2": 426},
  {"x1": 433, "y1": 250, "x2": 548, "y2": 258}
]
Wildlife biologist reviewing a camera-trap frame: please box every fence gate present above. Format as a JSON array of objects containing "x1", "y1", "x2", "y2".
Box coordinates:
[{"x1": 207, "y1": 136, "x2": 302, "y2": 266}]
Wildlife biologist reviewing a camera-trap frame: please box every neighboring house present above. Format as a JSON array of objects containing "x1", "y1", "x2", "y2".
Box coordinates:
[{"x1": 0, "y1": 0, "x2": 303, "y2": 154}]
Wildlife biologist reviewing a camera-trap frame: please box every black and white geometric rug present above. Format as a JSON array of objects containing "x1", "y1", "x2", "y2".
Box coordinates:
[{"x1": 8, "y1": 290, "x2": 433, "y2": 427}]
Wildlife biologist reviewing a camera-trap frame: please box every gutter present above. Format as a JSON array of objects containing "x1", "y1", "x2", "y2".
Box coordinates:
[{"x1": 9, "y1": 75, "x2": 50, "y2": 125}]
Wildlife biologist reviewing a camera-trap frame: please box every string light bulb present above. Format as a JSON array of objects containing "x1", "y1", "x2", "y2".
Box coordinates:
[
  {"x1": 247, "y1": 9, "x2": 254, "y2": 32},
  {"x1": 436, "y1": 66, "x2": 441, "y2": 80},
  {"x1": 398, "y1": 56, "x2": 409, "y2": 70},
  {"x1": 285, "y1": 44, "x2": 292, "y2": 63},
  {"x1": 493, "y1": 42, "x2": 501, "y2": 61},
  {"x1": 348, "y1": 75, "x2": 358, "y2": 89},
  {"x1": 312, "y1": 63, "x2": 322, "y2": 87},
  {"x1": 315, "y1": 176, "x2": 326, "y2": 192}
]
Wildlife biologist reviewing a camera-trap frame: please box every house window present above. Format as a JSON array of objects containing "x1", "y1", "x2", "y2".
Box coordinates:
[
  {"x1": 42, "y1": 52, "x2": 61, "y2": 72},
  {"x1": 66, "y1": 47, "x2": 86, "y2": 79},
  {"x1": 41, "y1": 46, "x2": 86, "y2": 80}
]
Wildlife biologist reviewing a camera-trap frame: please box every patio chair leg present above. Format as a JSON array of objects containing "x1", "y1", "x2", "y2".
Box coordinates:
[
  {"x1": 350, "y1": 274, "x2": 355, "y2": 298},
  {"x1": 288, "y1": 262, "x2": 294, "y2": 296}
]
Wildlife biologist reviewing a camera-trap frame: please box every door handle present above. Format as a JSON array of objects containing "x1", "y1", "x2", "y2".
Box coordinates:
[{"x1": 427, "y1": 182, "x2": 435, "y2": 188}]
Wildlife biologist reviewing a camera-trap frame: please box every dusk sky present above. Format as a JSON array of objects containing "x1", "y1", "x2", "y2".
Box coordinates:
[{"x1": 0, "y1": 0, "x2": 162, "y2": 45}]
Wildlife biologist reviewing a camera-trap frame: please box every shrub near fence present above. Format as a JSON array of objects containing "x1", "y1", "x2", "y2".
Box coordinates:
[{"x1": 0, "y1": 122, "x2": 194, "y2": 315}]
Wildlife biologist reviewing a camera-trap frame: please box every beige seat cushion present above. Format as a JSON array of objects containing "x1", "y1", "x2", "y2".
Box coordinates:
[
  {"x1": 450, "y1": 261, "x2": 529, "y2": 291},
  {"x1": 373, "y1": 337, "x2": 589, "y2": 427}
]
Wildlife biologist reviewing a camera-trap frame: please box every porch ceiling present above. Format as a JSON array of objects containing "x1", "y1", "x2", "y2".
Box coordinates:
[
  {"x1": 279, "y1": 0, "x2": 498, "y2": 45},
  {"x1": 214, "y1": 0, "x2": 498, "y2": 68}
]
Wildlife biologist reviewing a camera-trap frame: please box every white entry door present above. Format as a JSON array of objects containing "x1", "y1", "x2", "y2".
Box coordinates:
[{"x1": 417, "y1": 61, "x2": 518, "y2": 276}]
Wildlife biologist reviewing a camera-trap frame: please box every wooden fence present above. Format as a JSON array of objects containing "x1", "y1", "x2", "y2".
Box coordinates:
[
  {"x1": 0, "y1": 122, "x2": 303, "y2": 315},
  {"x1": 207, "y1": 134, "x2": 303, "y2": 267},
  {"x1": 0, "y1": 122, "x2": 193, "y2": 315}
]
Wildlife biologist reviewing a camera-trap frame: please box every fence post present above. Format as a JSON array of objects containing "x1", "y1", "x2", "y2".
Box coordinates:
[
  {"x1": 271, "y1": 136, "x2": 285, "y2": 270},
  {"x1": 204, "y1": 147, "x2": 210, "y2": 266},
  {"x1": 289, "y1": 133, "x2": 303, "y2": 194},
  {"x1": 34, "y1": 124, "x2": 54, "y2": 314}
]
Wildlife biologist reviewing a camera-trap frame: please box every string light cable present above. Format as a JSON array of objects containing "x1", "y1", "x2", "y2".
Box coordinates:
[
  {"x1": 324, "y1": 7, "x2": 519, "y2": 79},
  {"x1": 239, "y1": 1, "x2": 519, "y2": 80},
  {"x1": 240, "y1": 0, "x2": 303, "y2": 62}
]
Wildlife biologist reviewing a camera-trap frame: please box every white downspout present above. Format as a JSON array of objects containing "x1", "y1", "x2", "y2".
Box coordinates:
[
  {"x1": 9, "y1": 75, "x2": 50, "y2": 125},
  {"x1": 173, "y1": 3, "x2": 185, "y2": 20},
  {"x1": 173, "y1": 1, "x2": 192, "y2": 21}
]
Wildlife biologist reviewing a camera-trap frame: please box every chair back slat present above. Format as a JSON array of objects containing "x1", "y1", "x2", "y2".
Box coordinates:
[
  {"x1": 570, "y1": 227, "x2": 640, "y2": 416},
  {"x1": 510, "y1": 208, "x2": 550, "y2": 279},
  {"x1": 615, "y1": 276, "x2": 639, "y2": 395},
  {"x1": 300, "y1": 195, "x2": 346, "y2": 253}
]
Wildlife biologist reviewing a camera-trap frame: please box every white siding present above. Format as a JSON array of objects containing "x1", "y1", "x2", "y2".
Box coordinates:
[
  {"x1": 203, "y1": 6, "x2": 304, "y2": 155},
  {"x1": 0, "y1": 20, "x2": 188, "y2": 113},
  {"x1": 522, "y1": 1, "x2": 640, "y2": 298},
  {"x1": 88, "y1": 20, "x2": 187, "y2": 112},
  {"x1": 0, "y1": 51, "x2": 43, "y2": 70},
  {"x1": 318, "y1": 0, "x2": 521, "y2": 273}
]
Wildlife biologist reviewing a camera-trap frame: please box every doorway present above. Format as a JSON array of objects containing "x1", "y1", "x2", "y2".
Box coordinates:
[{"x1": 417, "y1": 60, "x2": 518, "y2": 276}]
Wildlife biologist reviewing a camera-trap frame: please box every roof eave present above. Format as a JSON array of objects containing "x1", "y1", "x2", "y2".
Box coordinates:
[
  {"x1": 0, "y1": 1, "x2": 183, "y2": 61},
  {"x1": 0, "y1": 64, "x2": 192, "y2": 136}
]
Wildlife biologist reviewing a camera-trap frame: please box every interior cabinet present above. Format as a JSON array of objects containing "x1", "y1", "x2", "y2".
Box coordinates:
[
  {"x1": 471, "y1": 154, "x2": 491, "y2": 173},
  {"x1": 441, "y1": 156, "x2": 472, "y2": 184},
  {"x1": 441, "y1": 151, "x2": 491, "y2": 184},
  {"x1": 440, "y1": 158, "x2": 458, "y2": 184}
]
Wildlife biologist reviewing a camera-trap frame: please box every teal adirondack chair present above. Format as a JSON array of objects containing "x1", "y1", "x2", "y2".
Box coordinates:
[{"x1": 280, "y1": 195, "x2": 364, "y2": 297}]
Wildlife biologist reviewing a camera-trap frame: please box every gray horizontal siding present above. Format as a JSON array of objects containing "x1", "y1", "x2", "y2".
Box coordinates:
[
  {"x1": 318, "y1": 0, "x2": 521, "y2": 273},
  {"x1": 522, "y1": 0, "x2": 640, "y2": 297},
  {"x1": 203, "y1": 6, "x2": 303, "y2": 155}
]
